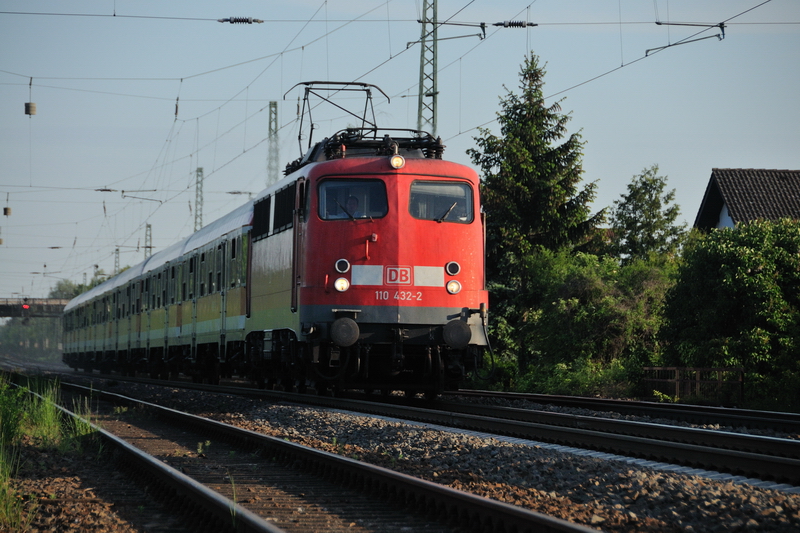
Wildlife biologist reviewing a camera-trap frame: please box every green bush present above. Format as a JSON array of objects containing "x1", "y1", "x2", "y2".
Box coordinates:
[
  {"x1": 518, "y1": 249, "x2": 674, "y2": 369},
  {"x1": 663, "y1": 219, "x2": 800, "y2": 370},
  {"x1": 516, "y1": 358, "x2": 633, "y2": 397},
  {"x1": 0, "y1": 379, "x2": 26, "y2": 446}
]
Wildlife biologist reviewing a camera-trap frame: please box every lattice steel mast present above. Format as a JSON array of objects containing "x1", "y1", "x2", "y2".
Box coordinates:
[{"x1": 417, "y1": 0, "x2": 438, "y2": 136}]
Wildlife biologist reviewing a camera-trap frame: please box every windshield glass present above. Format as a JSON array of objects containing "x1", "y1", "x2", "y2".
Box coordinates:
[
  {"x1": 318, "y1": 179, "x2": 388, "y2": 220},
  {"x1": 408, "y1": 181, "x2": 473, "y2": 223}
]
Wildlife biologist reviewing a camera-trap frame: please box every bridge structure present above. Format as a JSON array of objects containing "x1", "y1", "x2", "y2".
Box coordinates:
[{"x1": 0, "y1": 298, "x2": 69, "y2": 318}]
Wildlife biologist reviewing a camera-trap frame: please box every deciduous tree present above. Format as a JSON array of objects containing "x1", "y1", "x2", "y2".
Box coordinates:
[{"x1": 608, "y1": 165, "x2": 686, "y2": 263}]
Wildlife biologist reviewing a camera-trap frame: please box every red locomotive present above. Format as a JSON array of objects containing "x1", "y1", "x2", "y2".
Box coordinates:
[{"x1": 63, "y1": 83, "x2": 489, "y2": 396}]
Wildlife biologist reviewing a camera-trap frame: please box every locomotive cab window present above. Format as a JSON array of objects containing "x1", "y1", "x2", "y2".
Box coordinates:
[
  {"x1": 408, "y1": 181, "x2": 473, "y2": 224},
  {"x1": 318, "y1": 179, "x2": 387, "y2": 220}
]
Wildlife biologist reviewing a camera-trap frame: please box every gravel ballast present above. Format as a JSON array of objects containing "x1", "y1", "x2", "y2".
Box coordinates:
[
  {"x1": 129, "y1": 383, "x2": 800, "y2": 532},
  {"x1": 8, "y1": 374, "x2": 800, "y2": 532}
]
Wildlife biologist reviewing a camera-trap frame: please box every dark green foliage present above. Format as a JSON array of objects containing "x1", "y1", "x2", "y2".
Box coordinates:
[
  {"x1": 468, "y1": 54, "x2": 604, "y2": 372},
  {"x1": 663, "y1": 219, "x2": 800, "y2": 373},
  {"x1": 0, "y1": 380, "x2": 26, "y2": 445},
  {"x1": 517, "y1": 250, "x2": 675, "y2": 392},
  {"x1": 607, "y1": 165, "x2": 687, "y2": 263},
  {"x1": 468, "y1": 54, "x2": 604, "y2": 280}
]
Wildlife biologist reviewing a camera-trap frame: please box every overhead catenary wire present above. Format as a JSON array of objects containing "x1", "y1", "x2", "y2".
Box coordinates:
[{"x1": 445, "y1": 0, "x2": 778, "y2": 143}]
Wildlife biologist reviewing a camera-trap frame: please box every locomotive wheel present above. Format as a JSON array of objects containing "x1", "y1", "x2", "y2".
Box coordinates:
[{"x1": 424, "y1": 389, "x2": 439, "y2": 401}]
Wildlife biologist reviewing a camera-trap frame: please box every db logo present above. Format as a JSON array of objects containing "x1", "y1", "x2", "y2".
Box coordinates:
[{"x1": 385, "y1": 266, "x2": 412, "y2": 285}]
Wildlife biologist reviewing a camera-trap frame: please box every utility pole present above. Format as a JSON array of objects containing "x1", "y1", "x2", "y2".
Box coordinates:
[
  {"x1": 114, "y1": 248, "x2": 119, "y2": 276},
  {"x1": 267, "y1": 102, "x2": 279, "y2": 186},
  {"x1": 414, "y1": 10, "x2": 536, "y2": 137},
  {"x1": 144, "y1": 223, "x2": 152, "y2": 260},
  {"x1": 417, "y1": 0, "x2": 438, "y2": 136},
  {"x1": 194, "y1": 167, "x2": 204, "y2": 232}
]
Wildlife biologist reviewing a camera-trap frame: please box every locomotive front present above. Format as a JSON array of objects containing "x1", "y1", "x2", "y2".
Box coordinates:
[{"x1": 297, "y1": 142, "x2": 489, "y2": 395}]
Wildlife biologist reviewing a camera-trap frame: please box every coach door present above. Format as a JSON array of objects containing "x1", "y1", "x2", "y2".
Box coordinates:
[
  {"x1": 189, "y1": 254, "x2": 198, "y2": 362},
  {"x1": 292, "y1": 178, "x2": 307, "y2": 312},
  {"x1": 218, "y1": 240, "x2": 227, "y2": 359}
]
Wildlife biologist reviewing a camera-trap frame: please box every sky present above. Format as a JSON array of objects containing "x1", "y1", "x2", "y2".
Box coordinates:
[{"x1": 1, "y1": 0, "x2": 798, "y2": 299}]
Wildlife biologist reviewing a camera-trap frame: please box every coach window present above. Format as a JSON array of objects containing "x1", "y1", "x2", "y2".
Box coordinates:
[
  {"x1": 318, "y1": 179, "x2": 387, "y2": 220},
  {"x1": 408, "y1": 181, "x2": 473, "y2": 224}
]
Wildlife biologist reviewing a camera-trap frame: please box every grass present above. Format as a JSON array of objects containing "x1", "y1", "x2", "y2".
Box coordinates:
[
  {"x1": 0, "y1": 374, "x2": 100, "y2": 531},
  {"x1": 0, "y1": 436, "x2": 38, "y2": 532}
]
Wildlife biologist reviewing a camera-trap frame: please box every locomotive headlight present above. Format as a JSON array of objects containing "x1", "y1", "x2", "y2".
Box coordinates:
[
  {"x1": 389, "y1": 154, "x2": 405, "y2": 169},
  {"x1": 334, "y1": 277, "x2": 350, "y2": 292},
  {"x1": 446, "y1": 280, "x2": 462, "y2": 294}
]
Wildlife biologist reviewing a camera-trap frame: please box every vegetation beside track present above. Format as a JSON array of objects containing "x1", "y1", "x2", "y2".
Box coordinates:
[{"x1": 0, "y1": 375, "x2": 100, "y2": 531}]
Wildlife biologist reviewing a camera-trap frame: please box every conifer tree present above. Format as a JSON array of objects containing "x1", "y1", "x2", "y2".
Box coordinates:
[
  {"x1": 469, "y1": 54, "x2": 603, "y2": 285},
  {"x1": 608, "y1": 165, "x2": 686, "y2": 263},
  {"x1": 468, "y1": 54, "x2": 604, "y2": 370}
]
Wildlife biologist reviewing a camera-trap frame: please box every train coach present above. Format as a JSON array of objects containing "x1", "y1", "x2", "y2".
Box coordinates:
[{"x1": 63, "y1": 90, "x2": 489, "y2": 397}]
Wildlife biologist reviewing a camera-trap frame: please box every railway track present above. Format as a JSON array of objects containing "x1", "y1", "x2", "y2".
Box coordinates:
[
  {"x1": 97, "y1": 375, "x2": 798, "y2": 486},
  {"x1": 59, "y1": 381, "x2": 598, "y2": 533},
  {"x1": 8, "y1": 359, "x2": 800, "y2": 487},
  {"x1": 23, "y1": 362, "x2": 800, "y2": 488},
  {"x1": 7, "y1": 366, "x2": 800, "y2": 531},
  {"x1": 446, "y1": 389, "x2": 800, "y2": 435},
  {"x1": 270, "y1": 390, "x2": 800, "y2": 487}
]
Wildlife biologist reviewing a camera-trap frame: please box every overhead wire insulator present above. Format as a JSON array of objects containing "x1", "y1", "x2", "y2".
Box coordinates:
[
  {"x1": 218, "y1": 17, "x2": 264, "y2": 24},
  {"x1": 494, "y1": 20, "x2": 537, "y2": 28}
]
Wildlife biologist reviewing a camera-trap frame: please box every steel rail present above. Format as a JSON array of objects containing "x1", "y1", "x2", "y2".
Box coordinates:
[
  {"x1": 448, "y1": 389, "x2": 800, "y2": 434},
  {"x1": 20, "y1": 386, "x2": 284, "y2": 533},
  {"x1": 431, "y1": 400, "x2": 800, "y2": 459},
  {"x1": 295, "y1": 393, "x2": 800, "y2": 485},
  {"x1": 56, "y1": 374, "x2": 800, "y2": 484},
  {"x1": 61, "y1": 382, "x2": 598, "y2": 533},
  {"x1": 41, "y1": 371, "x2": 800, "y2": 486},
  {"x1": 66, "y1": 377, "x2": 800, "y2": 485}
]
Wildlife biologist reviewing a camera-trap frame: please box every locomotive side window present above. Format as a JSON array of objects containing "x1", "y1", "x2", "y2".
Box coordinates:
[
  {"x1": 318, "y1": 179, "x2": 388, "y2": 220},
  {"x1": 408, "y1": 181, "x2": 473, "y2": 224},
  {"x1": 273, "y1": 183, "x2": 296, "y2": 234},
  {"x1": 252, "y1": 197, "x2": 271, "y2": 241}
]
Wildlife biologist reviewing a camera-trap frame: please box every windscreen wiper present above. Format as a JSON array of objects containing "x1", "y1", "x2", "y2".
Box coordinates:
[{"x1": 435, "y1": 202, "x2": 457, "y2": 223}]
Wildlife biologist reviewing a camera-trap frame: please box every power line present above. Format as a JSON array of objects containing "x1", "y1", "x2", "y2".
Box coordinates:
[{"x1": 446, "y1": 0, "x2": 779, "y2": 142}]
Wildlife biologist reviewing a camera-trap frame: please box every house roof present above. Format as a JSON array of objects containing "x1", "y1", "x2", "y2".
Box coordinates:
[{"x1": 694, "y1": 168, "x2": 800, "y2": 229}]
